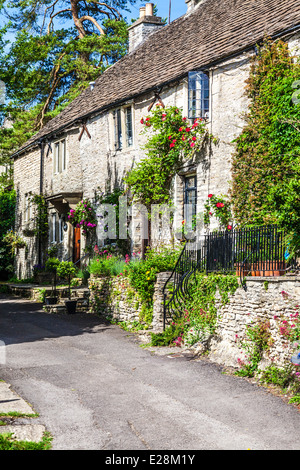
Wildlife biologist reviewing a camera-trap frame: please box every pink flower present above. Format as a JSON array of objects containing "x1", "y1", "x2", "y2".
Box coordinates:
[{"x1": 190, "y1": 142, "x2": 195, "y2": 148}]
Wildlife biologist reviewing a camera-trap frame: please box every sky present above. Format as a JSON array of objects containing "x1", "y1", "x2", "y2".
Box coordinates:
[{"x1": 127, "y1": 1, "x2": 187, "y2": 23}]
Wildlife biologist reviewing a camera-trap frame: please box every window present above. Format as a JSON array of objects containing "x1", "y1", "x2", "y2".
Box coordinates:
[
  {"x1": 125, "y1": 107, "x2": 133, "y2": 147},
  {"x1": 24, "y1": 193, "x2": 32, "y2": 224},
  {"x1": 58, "y1": 216, "x2": 64, "y2": 243},
  {"x1": 112, "y1": 105, "x2": 134, "y2": 150},
  {"x1": 54, "y1": 139, "x2": 66, "y2": 173},
  {"x1": 184, "y1": 175, "x2": 197, "y2": 228},
  {"x1": 52, "y1": 213, "x2": 57, "y2": 243},
  {"x1": 188, "y1": 71, "x2": 209, "y2": 120}
]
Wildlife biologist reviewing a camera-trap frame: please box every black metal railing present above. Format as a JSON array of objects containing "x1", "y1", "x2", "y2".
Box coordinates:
[
  {"x1": 162, "y1": 238, "x2": 206, "y2": 328},
  {"x1": 163, "y1": 225, "x2": 297, "y2": 328}
]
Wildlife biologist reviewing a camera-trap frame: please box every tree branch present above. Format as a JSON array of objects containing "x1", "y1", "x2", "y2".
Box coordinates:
[
  {"x1": 89, "y1": 1, "x2": 121, "y2": 19},
  {"x1": 78, "y1": 15, "x2": 105, "y2": 35},
  {"x1": 47, "y1": 8, "x2": 73, "y2": 34}
]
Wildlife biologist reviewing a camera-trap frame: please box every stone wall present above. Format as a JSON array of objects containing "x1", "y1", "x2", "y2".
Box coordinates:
[
  {"x1": 88, "y1": 271, "x2": 169, "y2": 331},
  {"x1": 209, "y1": 277, "x2": 300, "y2": 369}
]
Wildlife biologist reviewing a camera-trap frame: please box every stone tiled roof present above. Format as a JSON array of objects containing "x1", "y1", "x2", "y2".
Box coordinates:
[{"x1": 14, "y1": 0, "x2": 300, "y2": 156}]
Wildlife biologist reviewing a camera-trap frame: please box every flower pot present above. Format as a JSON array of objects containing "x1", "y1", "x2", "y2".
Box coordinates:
[
  {"x1": 250, "y1": 263, "x2": 260, "y2": 277},
  {"x1": 45, "y1": 296, "x2": 58, "y2": 305},
  {"x1": 65, "y1": 300, "x2": 77, "y2": 314},
  {"x1": 235, "y1": 262, "x2": 249, "y2": 276},
  {"x1": 260, "y1": 261, "x2": 286, "y2": 277}
]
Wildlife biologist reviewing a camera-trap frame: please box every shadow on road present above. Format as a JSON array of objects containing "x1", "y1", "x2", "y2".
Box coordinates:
[{"x1": 0, "y1": 294, "x2": 112, "y2": 346}]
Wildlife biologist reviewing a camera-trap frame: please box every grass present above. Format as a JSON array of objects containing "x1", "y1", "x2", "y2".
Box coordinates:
[
  {"x1": 0, "y1": 411, "x2": 52, "y2": 450},
  {"x1": 0, "y1": 431, "x2": 52, "y2": 450}
]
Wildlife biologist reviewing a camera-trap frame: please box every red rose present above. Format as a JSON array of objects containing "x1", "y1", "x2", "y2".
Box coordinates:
[
  {"x1": 140, "y1": 118, "x2": 144, "y2": 124},
  {"x1": 190, "y1": 142, "x2": 195, "y2": 148},
  {"x1": 168, "y1": 136, "x2": 172, "y2": 140},
  {"x1": 227, "y1": 225, "x2": 232, "y2": 230},
  {"x1": 186, "y1": 127, "x2": 191, "y2": 132},
  {"x1": 182, "y1": 136, "x2": 186, "y2": 141},
  {"x1": 170, "y1": 143, "x2": 175, "y2": 148},
  {"x1": 179, "y1": 127, "x2": 183, "y2": 132},
  {"x1": 208, "y1": 194, "x2": 213, "y2": 198},
  {"x1": 192, "y1": 136, "x2": 197, "y2": 141}
]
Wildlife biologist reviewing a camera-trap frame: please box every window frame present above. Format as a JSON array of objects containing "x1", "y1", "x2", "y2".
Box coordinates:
[
  {"x1": 53, "y1": 138, "x2": 67, "y2": 174},
  {"x1": 188, "y1": 71, "x2": 210, "y2": 120},
  {"x1": 184, "y1": 174, "x2": 197, "y2": 229},
  {"x1": 112, "y1": 104, "x2": 134, "y2": 151}
]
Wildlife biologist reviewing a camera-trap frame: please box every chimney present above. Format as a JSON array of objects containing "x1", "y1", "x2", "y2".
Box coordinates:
[
  {"x1": 128, "y1": 3, "x2": 165, "y2": 53},
  {"x1": 185, "y1": 0, "x2": 203, "y2": 12}
]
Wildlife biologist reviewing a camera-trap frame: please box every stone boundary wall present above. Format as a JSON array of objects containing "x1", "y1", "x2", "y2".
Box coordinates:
[
  {"x1": 88, "y1": 273, "x2": 300, "y2": 370},
  {"x1": 209, "y1": 277, "x2": 300, "y2": 368},
  {"x1": 88, "y1": 272, "x2": 170, "y2": 331}
]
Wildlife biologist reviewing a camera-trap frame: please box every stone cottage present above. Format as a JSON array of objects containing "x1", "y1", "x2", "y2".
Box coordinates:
[{"x1": 11, "y1": 0, "x2": 300, "y2": 278}]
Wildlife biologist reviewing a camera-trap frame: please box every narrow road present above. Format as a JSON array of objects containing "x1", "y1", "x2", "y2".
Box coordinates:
[{"x1": 1, "y1": 295, "x2": 300, "y2": 450}]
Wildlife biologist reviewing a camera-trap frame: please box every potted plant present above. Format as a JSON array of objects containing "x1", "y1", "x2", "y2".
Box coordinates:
[
  {"x1": 56, "y1": 261, "x2": 77, "y2": 314},
  {"x1": 44, "y1": 257, "x2": 60, "y2": 304}
]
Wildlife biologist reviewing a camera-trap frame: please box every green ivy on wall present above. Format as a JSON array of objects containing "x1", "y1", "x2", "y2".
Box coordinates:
[{"x1": 230, "y1": 38, "x2": 300, "y2": 254}]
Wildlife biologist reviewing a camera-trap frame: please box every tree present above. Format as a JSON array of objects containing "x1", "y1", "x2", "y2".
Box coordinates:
[{"x1": 0, "y1": 0, "x2": 138, "y2": 156}]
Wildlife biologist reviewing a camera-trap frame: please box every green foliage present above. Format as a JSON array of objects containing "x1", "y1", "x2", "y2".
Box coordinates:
[
  {"x1": 0, "y1": 1, "x2": 136, "y2": 155},
  {"x1": 45, "y1": 257, "x2": 60, "y2": 272},
  {"x1": 3, "y1": 230, "x2": 27, "y2": 255},
  {"x1": 127, "y1": 246, "x2": 181, "y2": 307},
  {"x1": 236, "y1": 320, "x2": 272, "y2": 377},
  {"x1": 259, "y1": 364, "x2": 298, "y2": 390},
  {"x1": 30, "y1": 194, "x2": 49, "y2": 239},
  {"x1": 151, "y1": 273, "x2": 239, "y2": 347},
  {"x1": 0, "y1": 188, "x2": 15, "y2": 279},
  {"x1": 88, "y1": 254, "x2": 126, "y2": 277},
  {"x1": 231, "y1": 38, "x2": 300, "y2": 250},
  {"x1": 0, "y1": 431, "x2": 52, "y2": 450},
  {"x1": 125, "y1": 105, "x2": 210, "y2": 209},
  {"x1": 56, "y1": 260, "x2": 76, "y2": 279}
]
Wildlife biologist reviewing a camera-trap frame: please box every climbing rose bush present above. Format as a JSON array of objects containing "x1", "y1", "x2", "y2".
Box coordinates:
[
  {"x1": 68, "y1": 198, "x2": 97, "y2": 235},
  {"x1": 126, "y1": 105, "x2": 213, "y2": 208}
]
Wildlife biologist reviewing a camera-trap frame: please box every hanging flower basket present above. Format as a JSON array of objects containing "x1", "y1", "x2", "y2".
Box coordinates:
[{"x1": 67, "y1": 198, "x2": 97, "y2": 235}]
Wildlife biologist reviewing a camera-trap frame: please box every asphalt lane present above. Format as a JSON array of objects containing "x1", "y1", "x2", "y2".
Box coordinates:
[{"x1": 1, "y1": 295, "x2": 300, "y2": 451}]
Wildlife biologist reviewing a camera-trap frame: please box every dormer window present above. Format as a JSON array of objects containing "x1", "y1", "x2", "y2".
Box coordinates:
[{"x1": 188, "y1": 71, "x2": 209, "y2": 120}]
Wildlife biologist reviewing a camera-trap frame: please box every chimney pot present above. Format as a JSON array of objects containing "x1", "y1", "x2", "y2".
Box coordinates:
[
  {"x1": 145, "y1": 3, "x2": 154, "y2": 16},
  {"x1": 139, "y1": 6, "x2": 146, "y2": 18}
]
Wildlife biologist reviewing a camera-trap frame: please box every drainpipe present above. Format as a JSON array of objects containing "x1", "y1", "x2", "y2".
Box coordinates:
[{"x1": 38, "y1": 139, "x2": 44, "y2": 265}]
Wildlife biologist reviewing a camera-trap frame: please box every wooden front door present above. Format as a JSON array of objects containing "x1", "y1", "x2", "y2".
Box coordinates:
[{"x1": 73, "y1": 227, "x2": 81, "y2": 265}]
